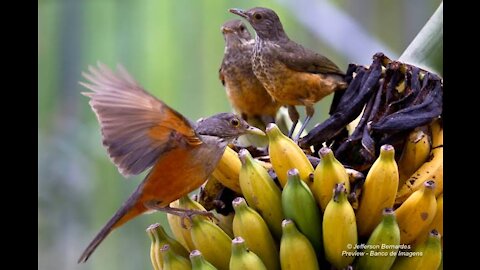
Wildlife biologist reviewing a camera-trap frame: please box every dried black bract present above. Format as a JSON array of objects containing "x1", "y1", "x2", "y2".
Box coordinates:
[{"x1": 299, "y1": 53, "x2": 443, "y2": 171}]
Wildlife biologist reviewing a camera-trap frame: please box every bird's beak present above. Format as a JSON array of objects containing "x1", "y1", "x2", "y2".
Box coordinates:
[
  {"x1": 245, "y1": 125, "x2": 266, "y2": 136},
  {"x1": 221, "y1": 26, "x2": 233, "y2": 34},
  {"x1": 229, "y1": 8, "x2": 249, "y2": 19}
]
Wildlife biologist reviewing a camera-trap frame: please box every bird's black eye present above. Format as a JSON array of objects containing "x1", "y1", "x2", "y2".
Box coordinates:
[
  {"x1": 230, "y1": 118, "x2": 240, "y2": 127},
  {"x1": 239, "y1": 25, "x2": 246, "y2": 31},
  {"x1": 254, "y1": 13, "x2": 262, "y2": 20}
]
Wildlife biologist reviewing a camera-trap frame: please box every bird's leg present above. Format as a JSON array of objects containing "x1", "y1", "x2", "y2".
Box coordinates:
[
  {"x1": 287, "y1": 105, "x2": 299, "y2": 138},
  {"x1": 294, "y1": 105, "x2": 314, "y2": 142},
  {"x1": 145, "y1": 201, "x2": 217, "y2": 229}
]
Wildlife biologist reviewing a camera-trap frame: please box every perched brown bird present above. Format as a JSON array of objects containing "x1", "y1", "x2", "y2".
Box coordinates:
[
  {"x1": 219, "y1": 19, "x2": 281, "y2": 124},
  {"x1": 229, "y1": 7, "x2": 347, "y2": 140},
  {"x1": 78, "y1": 63, "x2": 264, "y2": 263}
]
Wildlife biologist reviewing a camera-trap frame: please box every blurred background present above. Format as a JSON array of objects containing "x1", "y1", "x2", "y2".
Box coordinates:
[{"x1": 38, "y1": 0, "x2": 442, "y2": 269}]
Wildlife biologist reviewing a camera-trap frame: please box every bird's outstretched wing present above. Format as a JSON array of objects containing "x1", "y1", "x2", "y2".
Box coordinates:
[
  {"x1": 81, "y1": 63, "x2": 202, "y2": 177},
  {"x1": 276, "y1": 42, "x2": 345, "y2": 76}
]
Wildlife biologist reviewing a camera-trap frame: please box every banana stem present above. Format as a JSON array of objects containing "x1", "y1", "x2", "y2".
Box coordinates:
[{"x1": 399, "y1": 2, "x2": 443, "y2": 75}]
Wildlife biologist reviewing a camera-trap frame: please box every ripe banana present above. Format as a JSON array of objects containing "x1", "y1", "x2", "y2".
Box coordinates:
[
  {"x1": 312, "y1": 146, "x2": 351, "y2": 212},
  {"x1": 167, "y1": 199, "x2": 192, "y2": 251},
  {"x1": 190, "y1": 250, "x2": 218, "y2": 270},
  {"x1": 395, "y1": 118, "x2": 443, "y2": 204},
  {"x1": 356, "y1": 144, "x2": 399, "y2": 237},
  {"x1": 212, "y1": 211, "x2": 235, "y2": 239},
  {"x1": 280, "y1": 219, "x2": 319, "y2": 270},
  {"x1": 322, "y1": 183, "x2": 357, "y2": 269},
  {"x1": 355, "y1": 208, "x2": 400, "y2": 270},
  {"x1": 282, "y1": 168, "x2": 323, "y2": 255},
  {"x1": 190, "y1": 215, "x2": 232, "y2": 270},
  {"x1": 395, "y1": 180, "x2": 437, "y2": 244},
  {"x1": 391, "y1": 230, "x2": 442, "y2": 270},
  {"x1": 148, "y1": 223, "x2": 190, "y2": 258},
  {"x1": 167, "y1": 196, "x2": 208, "y2": 252},
  {"x1": 229, "y1": 237, "x2": 267, "y2": 270},
  {"x1": 413, "y1": 193, "x2": 443, "y2": 246},
  {"x1": 160, "y1": 244, "x2": 191, "y2": 270},
  {"x1": 146, "y1": 225, "x2": 161, "y2": 270},
  {"x1": 238, "y1": 148, "x2": 284, "y2": 239},
  {"x1": 397, "y1": 126, "x2": 431, "y2": 188},
  {"x1": 232, "y1": 197, "x2": 280, "y2": 270},
  {"x1": 266, "y1": 123, "x2": 314, "y2": 187},
  {"x1": 211, "y1": 146, "x2": 242, "y2": 194}
]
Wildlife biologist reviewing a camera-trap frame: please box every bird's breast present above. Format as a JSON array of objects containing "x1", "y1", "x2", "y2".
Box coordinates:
[{"x1": 138, "y1": 142, "x2": 223, "y2": 207}]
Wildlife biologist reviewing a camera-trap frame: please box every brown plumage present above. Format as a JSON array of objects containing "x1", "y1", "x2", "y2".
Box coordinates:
[
  {"x1": 230, "y1": 7, "x2": 348, "y2": 140},
  {"x1": 78, "y1": 63, "x2": 264, "y2": 263},
  {"x1": 219, "y1": 19, "x2": 281, "y2": 123}
]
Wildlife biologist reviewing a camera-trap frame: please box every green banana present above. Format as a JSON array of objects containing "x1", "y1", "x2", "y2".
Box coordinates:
[
  {"x1": 356, "y1": 144, "x2": 399, "y2": 237},
  {"x1": 229, "y1": 237, "x2": 267, "y2": 270},
  {"x1": 395, "y1": 180, "x2": 437, "y2": 244},
  {"x1": 281, "y1": 168, "x2": 323, "y2": 255},
  {"x1": 238, "y1": 148, "x2": 284, "y2": 239},
  {"x1": 160, "y1": 244, "x2": 192, "y2": 270},
  {"x1": 355, "y1": 208, "x2": 400, "y2": 270},
  {"x1": 189, "y1": 250, "x2": 218, "y2": 270},
  {"x1": 266, "y1": 123, "x2": 314, "y2": 187},
  {"x1": 391, "y1": 230, "x2": 442, "y2": 270},
  {"x1": 311, "y1": 146, "x2": 351, "y2": 212},
  {"x1": 280, "y1": 219, "x2": 319, "y2": 270},
  {"x1": 322, "y1": 183, "x2": 357, "y2": 269},
  {"x1": 232, "y1": 197, "x2": 280, "y2": 270},
  {"x1": 190, "y1": 215, "x2": 232, "y2": 270}
]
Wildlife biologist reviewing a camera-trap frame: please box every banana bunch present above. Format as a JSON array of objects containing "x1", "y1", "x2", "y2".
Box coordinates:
[
  {"x1": 144, "y1": 114, "x2": 443, "y2": 269},
  {"x1": 142, "y1": 54, "x2": 443, "y2": 270}
]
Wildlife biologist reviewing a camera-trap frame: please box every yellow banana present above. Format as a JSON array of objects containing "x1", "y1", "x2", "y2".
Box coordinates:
[
  {"x1": 190, "y1": 215, "x2": 232, "y2": 270},
  {"x1": 355, "y1": 208, "x2": 400, "y2": 270},
  {"x1": 238, "y1": 148, "x2": 284, "y2": 239},
  {"x1": 150, "y1": 223, "x2": 189, "y2": 258},
  {"x1": 395, "y1": 118, "x2": 443, "y2": 204},
  {"x1": 356, "y1": 144, "x2": 399, "y2": 237},
  {"x1": 280, "y1": 219, "x2": 319, "y2": 270},
  {"x1": 266, "y1": 123, "x2": 314, "y2": 187},
  {"x1": 391, "y1": 230, "x2": 442, "y2": 270},
  {"x1": 311, "y1": 146, "x2": 351, "y2": 212},
  {"x1": 395, "y1": 180, "x2": 437, "y2": 244},
  {"x1": 282, "y1": 168, "x2": 323, "y2": 255},
  {"x1": 167, "y1": 196, "x2": 208, "y2": 252},
  {"x1": 229, "y1": 237, "x2": 267, "y2": 270},
  {"x1": 322, "y1": 183, "x2": 357, "y2": 269},
  {"x1": 212, "y1": 211, "x2": 235, "y2": 239},
  {"x1": 146, "y1": 225, "x2": 162, "y2": 270},
  {"x1": 413, "y1": 193, "x2": 443, "y2": 246},
  {"x1": 160, "y1": 244, "x2": 191, "y2": 270},
  {"x1": 189, "y1": 250, "x2": 218, "y2": 270},
  {"x1": 211, "y1": 146, "x2": 243, "y2": 194},
  {"x1": 397, "y1": 126, "x2": 431, "y2": 188},
  {"x1": 232, "y1": 197, "x2": 280, "y2": 270}
]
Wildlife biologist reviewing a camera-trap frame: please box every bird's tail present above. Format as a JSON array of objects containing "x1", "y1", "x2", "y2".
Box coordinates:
[{"x1": 77, "y1": 193, "x2": 146, "y2": 263}]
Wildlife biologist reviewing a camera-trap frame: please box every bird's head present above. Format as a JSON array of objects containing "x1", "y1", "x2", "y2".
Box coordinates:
[
  {"x1": 221, "y1": 19, "x2": 253, "y2": 46},
  {"x1": 229, "y1": 7, "x2": 287, "y2": 41},
  {"x1": 195, "y1": 113, "x2": 265, "y2": 142}
]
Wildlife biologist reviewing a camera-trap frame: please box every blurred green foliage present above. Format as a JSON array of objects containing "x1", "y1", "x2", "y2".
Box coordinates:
[{"x1": 38, "y1": 0, "x2": 441, "y2": 269}]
